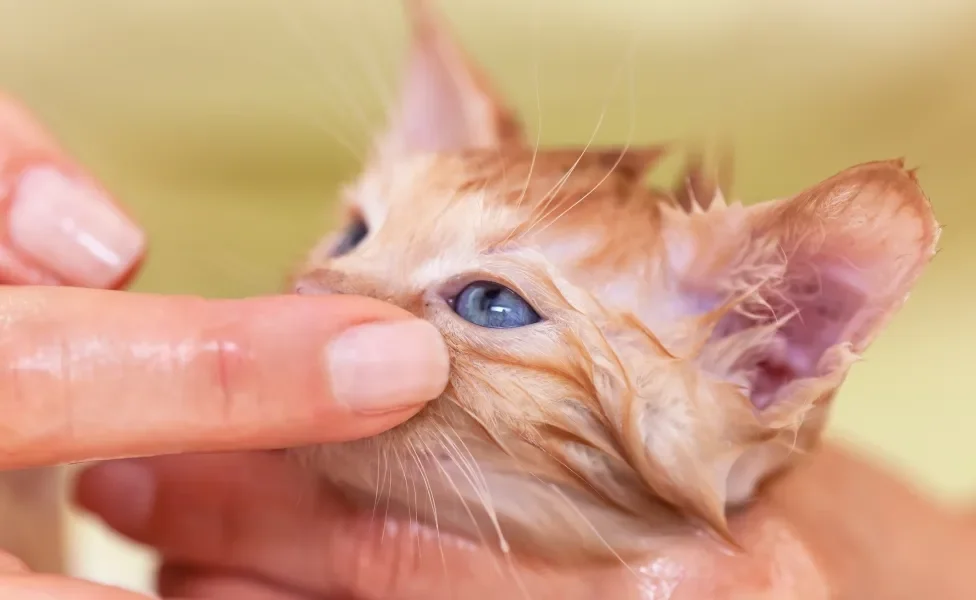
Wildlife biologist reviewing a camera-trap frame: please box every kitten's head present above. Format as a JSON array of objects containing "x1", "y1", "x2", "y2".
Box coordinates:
[{"x1": 291, "y1": 0, "x2": 939, "y2": 562}]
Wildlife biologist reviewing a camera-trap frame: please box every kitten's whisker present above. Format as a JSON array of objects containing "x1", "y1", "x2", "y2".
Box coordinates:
[
  {"x1": 511, "y1": 0, "x2": 544, "y2": 215},
  {"x1": 546, "y1": 484, "x2": 640, "y2": 578},
  {"x1": 414, "y1": 440, "x2": 450, "y2": 582},
  {"x1": 429, "y1": 445, "x2": 506, "y2": 578},
  {"x1": 392, "y1": 448, "x2": 418, "y2": 553},
  {"x1": 436, "y1": 429, "x2": 495, "y2": 514},
  {"x1": 433, "y1": 431, "x2": 528, "y2": 598},
  {"x1": 533, "y1": 142, "x2": 631, "y2": 238},
  {"x1": 520, "y1": 61, "x2": 634, "y2": 238},
  {"x1": 381, "y1": 448, "x2": 395, "y2": 542},
  {"x1": 309, "y1": 0, "x2": 396, "y2": 120},
  {"x1": 266, "y1": 1, "x2": 378, "y2": 140},
  {"x1": 523, "y1": 122, "x2": 602, "y2": 236},
  {"x1": 531, "y1": 18, "x2": 641, "y2": 235},
  {"x1": 280, "y1": 106, "x2": 366, "y2": 163},
  {"x1": 403, "y1": 447, "x2": 424, "y2": 560},
  {"x1": 442, "y1": 428, "x2": 504, "y2": 512},
  {"x1": 435, "y1": 427, "x2": 510, "y2": 554},
  {"x1": 370, "y1": 443, "x2": 386, "y2": 525},
  {"x1": 447, "y1": 424, "x2": 499, "y2": 497}
]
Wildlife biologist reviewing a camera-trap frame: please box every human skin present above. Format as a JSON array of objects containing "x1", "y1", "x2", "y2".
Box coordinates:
[
  {"x1": 67, "y1": 445, "x2": 973, "y2": 600},
  {"x1": 0, "y1": 92, "x2": 971, "y2": 599}
]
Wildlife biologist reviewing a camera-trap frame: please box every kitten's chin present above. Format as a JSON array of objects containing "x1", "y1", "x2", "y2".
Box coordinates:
[{"x1": 292, "y1": 444, "x2": 691, "y2": 565}]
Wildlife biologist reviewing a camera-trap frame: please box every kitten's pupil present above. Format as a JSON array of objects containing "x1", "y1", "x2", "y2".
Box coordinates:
[
  {"x1": 453, "y1": 281, "x2": 541, "y2": 329},
  {"x1": 331, "y1": 217, "x2": 368, "y2": 257}
]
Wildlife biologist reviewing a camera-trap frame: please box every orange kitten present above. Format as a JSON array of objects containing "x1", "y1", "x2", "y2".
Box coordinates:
[{"x1": 291, "y1": 0, "x2": 940, "y2": 563}]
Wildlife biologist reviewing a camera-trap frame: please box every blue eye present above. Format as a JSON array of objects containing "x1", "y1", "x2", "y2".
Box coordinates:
[
  {"x1": 452, "y1": 281, "x2": 542, "y2": 329},
  {"x1": 331, "y1": 217, "x2": 368, "y2": 257}
]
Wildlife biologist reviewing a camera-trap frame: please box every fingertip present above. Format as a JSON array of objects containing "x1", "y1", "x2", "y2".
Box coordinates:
[{"x1": 325, "y1": 318, "x2": 450, "y2": 413}]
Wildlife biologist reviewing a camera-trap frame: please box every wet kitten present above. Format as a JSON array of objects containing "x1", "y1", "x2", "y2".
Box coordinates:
[{"x1": 291, "y1": 0, "x2": 940, "y2": 563}]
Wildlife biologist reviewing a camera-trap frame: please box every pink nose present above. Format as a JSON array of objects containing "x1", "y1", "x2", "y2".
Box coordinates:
[{"x1": 292, "y1": 269, "x2": 348, "y2": 296}]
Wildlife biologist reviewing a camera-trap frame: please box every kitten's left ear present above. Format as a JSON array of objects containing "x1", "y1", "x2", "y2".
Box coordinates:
[
  {"x1": 377, "y1": 0, "x2": 523, "y2": 158},
  {"x1": 667, "y1": 160, "x2": 940, "y2": 412},
  {"x1": 631, "y1": 160, "x2": 939, "y2": 536}
]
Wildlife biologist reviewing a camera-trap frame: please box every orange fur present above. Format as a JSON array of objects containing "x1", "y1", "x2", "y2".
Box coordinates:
[{"x1": 291, "y1": 0, "x2": 940, "y2": 563}]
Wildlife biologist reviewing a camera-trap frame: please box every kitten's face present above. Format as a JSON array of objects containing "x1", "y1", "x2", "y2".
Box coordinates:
[{"x1": 291, "y1": 0, "x2": 939, "y2": 563}]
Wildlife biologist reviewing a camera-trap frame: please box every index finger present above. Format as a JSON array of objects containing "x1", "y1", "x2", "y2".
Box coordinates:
[{"x1": 0, "y1": 287, "x2": 449, "y2": 469}]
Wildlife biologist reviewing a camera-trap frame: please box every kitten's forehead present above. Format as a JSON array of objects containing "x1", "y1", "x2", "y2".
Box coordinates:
[
  {"x1": 354, "y1": 146, "x2": 666, "y2": 238},
  {"x1": 341, "y1": 147, "x2": 669, "y2": 291}
]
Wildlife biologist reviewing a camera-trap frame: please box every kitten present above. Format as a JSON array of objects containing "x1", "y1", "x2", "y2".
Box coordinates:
[{"x1": 291, "y1": 0, "x2": 940, "y2": 563}]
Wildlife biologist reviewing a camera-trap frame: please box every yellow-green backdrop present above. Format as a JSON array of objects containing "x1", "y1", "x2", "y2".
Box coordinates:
[{"x1": 0, "y1": 0, "x2": 973, "y2": 590}]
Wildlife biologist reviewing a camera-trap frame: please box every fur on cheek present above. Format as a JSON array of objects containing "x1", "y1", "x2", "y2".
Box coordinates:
[{"x1": 533, "y1": 294, "x2": 858, "y2": 548}]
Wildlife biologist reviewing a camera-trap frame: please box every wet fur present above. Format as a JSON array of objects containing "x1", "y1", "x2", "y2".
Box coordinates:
[{"x1": 291, "y1": 0, "x2": 940, "y2": 563}]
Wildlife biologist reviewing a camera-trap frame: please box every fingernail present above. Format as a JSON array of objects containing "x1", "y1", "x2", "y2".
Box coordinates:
[
  {"x1": 76, "y1": 460, "x2": 155, "y2": 532},
  {"x1": 326, "y1": 319, "x2": 450, "y2": 412},
  {"x1": 8, "y1": 166, "x2": 145, "y2": 288}
]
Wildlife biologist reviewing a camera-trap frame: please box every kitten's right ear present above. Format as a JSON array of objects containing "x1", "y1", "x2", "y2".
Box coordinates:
[{"x1": 375, "y1": 0, "x2": 524, "y2": 159}]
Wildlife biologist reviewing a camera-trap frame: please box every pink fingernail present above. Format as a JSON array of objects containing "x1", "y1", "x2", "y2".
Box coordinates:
[{"x1": 7, "y1": 166, "x2": 145, "y2": 288}]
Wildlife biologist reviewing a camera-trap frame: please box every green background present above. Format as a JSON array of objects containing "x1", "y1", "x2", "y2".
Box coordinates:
[{"x1": 1, "y1": 0, "x2": 973, "y2": 501}]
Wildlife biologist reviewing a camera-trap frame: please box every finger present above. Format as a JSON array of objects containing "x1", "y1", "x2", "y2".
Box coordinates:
[
  {"x1": 0, "y1": 93, "x2": 145, "y2": 288},
  {"x1": 0, "y1": 288, "x2": 449, "y2": 469},
  {"x1": 76, "y1": 454, "x2": 826, "y2": 600},
  {"x1": 0, "y1": 574, "x2": 154, "y2": 600}
]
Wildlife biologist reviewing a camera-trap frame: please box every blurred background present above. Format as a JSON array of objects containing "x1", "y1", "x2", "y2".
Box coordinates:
[{"x1": 0, "y1": 0, "x2": 973, "y2": 593}]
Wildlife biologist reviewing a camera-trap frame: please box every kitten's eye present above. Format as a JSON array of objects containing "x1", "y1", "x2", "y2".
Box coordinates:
[
  {"x1": 452, "y1": 281, "x2": 542, "y2": 329},
  {"x1": 330, "y1": 217, "x2": 368, "y2": 257}
]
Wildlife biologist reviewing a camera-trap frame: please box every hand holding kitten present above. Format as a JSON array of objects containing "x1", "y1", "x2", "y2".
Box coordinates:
[{"x1": 73, "y1": 446, "x2": 975, "y2": 599}]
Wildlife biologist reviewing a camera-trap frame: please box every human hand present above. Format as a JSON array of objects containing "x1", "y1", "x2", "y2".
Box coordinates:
[
  {"x1": 0, "y1": 92, "x2": 449, "y2": 470},
  {"x1": 72, "y1": 445, "x2": 973, "y2": 600},
  {"x1": 0, "y1": 92, "x2": 449, "y2": 595}
]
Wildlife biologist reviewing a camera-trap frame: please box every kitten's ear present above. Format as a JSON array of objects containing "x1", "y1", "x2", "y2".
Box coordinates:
[
  {"x1": 630, "y1": 160, "x2": 939, "y2": 535},
  {"x1": 377, "y1": 0, "x2": 523, "y2": 158},
  {"x1": 667, "y1": 160, "x2": 940, "y2": 413}
]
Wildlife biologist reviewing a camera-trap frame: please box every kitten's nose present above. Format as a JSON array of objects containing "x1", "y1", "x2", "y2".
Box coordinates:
[
  {"x1": 293, "y1": 268, "x2": 421, "y2": 315},
  {"x1": 293, "y1": 269, "x2": 348, "y2": 296}
]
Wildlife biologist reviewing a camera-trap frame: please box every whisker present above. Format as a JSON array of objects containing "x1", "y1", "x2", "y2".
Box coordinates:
[
  {"x1": 521, "y1": 110, "x2": 605, "y2": 236},
  {"x1": 513, "y1": 0, "x2": 544, "y2": 215},
  {"x1": 434, "y1": 426, "x2": 511, "y2": 555},
  {"x1": 392, "y1": 448, "x2": 417, "y2": 542},
  {"x1": 546, "y1": 484, "x2": 640, "y2": 578},
  {"x1": 370, "y1": 443, "x2": 385, "y2": 524},
  {"x1": 309, "y1": 0, "x2": 396, "y2": 119},
  {"x1": 533, "y1": 50, "x2": 639, "y2": 235},
  {"x1": 519, "y1": 8, "x2": 644, "y2": 240},
  {"x1": 415, "y1": 439, "x2": 450, "y2": 582},
  {"x1": 381, "y1": 447, "x2": 395, "y2": 541},
  {"x1": 428, "y1": 443, "x2": 506, "y2": 578},
  {"x1": 266, "y1": 1, "x2": 378, "y2": 138}
]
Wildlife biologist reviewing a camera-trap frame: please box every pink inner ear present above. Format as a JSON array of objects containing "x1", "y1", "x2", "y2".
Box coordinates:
[
  {"x1": 713, "y1": 266, "x2": 867, "y2": 410},
  {"x1": 397, "y1": 48, "x2": 471, "y2": 152}
]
